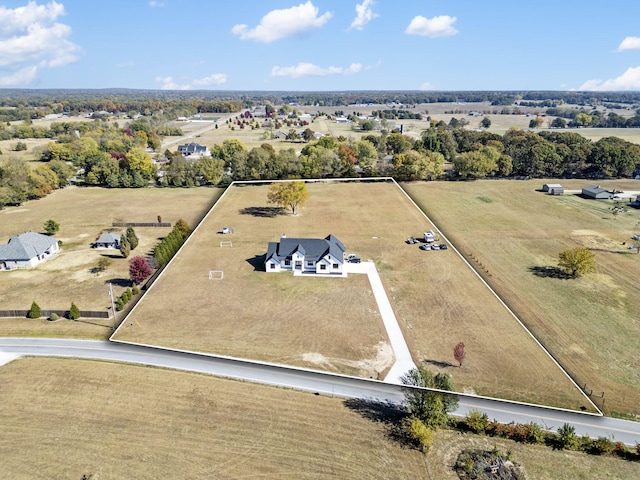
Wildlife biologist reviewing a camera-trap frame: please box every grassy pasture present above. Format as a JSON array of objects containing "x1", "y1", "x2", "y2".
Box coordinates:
[
  {"x1": 0, "y1": 358, "x2": 426, "y2": 479},
  {"x1": 0, "y1": 186, "x2": 221, "y2": 338},
  {"x1": 114, "y1": 181, "x2": 590, "y2": 410},
  {"x1": 2, "y1": 358, "x2": 636, "y2": 480},
  {"x1": 403, "y1": 179, "x2": 640, "y2": 416}
]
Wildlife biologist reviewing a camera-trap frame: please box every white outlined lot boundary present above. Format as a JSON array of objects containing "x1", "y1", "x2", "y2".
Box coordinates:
[{"x1": 112, "y1": 177, "x2": 601, "y2": 416}]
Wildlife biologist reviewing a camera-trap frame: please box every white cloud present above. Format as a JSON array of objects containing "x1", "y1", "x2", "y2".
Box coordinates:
[
  {"x1": 192, "y1": 73, "x2": 228, "y2": 87},
  {"x1": 579, "y1": 66, "x2": 640, "y2": 91},
  {"x1": 405, "y1": 15, "x2": 458, "y2": 38},
  {"x1": 0, "y1": 1, "x2": 80, "y2": 86},
  {"x1": 271, "y1": 62, "x2": 361, "y2": 78},
  {"x1": 617, "y1": 36, "x2": 640, "y2": 52},
  {"x1": 148, "y1": 1, "x2": 166, "y2": 7},
  {"x1": 232, "y1": 1, "x2": 332, "y2": 43},
  {"x1": 350, "y1": 0, "x2": 378, "y2": 31},
  {"x1": 155, "y1": 76, "x2": 191, "y2": 90},
  {"x1": 0, "y1": 66, "x2": 38, "y2": 86},
  {"x1": 156, "y1": 73, "x2": 228, "y2": 90},
  {"x1": 419, "y1": 82, "x2": 435, "y2": 90}
]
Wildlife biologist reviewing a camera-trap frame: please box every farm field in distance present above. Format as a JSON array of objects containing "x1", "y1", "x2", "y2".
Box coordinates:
[
  {"x1": 2, "y1": 358, "x2": 637, "y2": 480},
  {"x1": 403, "y1": 179, "x2": 640, "y2": 417},
  {"x1": 113, "y1": 180, "x2": 591, "y2": 411},
  {"x1": 0, "y1": 186, "x2": 221, "y2": 339}
]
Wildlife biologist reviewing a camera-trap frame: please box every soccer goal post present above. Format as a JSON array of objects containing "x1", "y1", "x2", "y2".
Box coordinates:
[
  {"x1": 219, "y1": 241, "x2": 233, "y2": 247},
  {"x1": 208, "y1": 270, "x2": 224, "y2": 280}
]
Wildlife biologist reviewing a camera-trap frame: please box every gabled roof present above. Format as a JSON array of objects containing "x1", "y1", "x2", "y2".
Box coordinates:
[
  {"x1": 582, "y1": 185, "x2": 609, "y2": 195},
  {"x1": 0, "y1": 232, "x2": 58, "y2": 261},
  {"x1": 96, "y1": 233, "x2": 121, "y2": 244},
  {"x1": 177, "y1": 142, "x2": 207, "y2": 153},
  {"x1": 267, "y1": 234, "x2": 345, "y2": 263}
]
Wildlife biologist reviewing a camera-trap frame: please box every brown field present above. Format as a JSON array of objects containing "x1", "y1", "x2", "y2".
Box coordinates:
[
  {"x1": 0, "y1": 358, "x2": 426, "y2": 480},
  {"x1": 403, "y1": 179, "x2": 640, "y2": 416},
  {"x1": 2, "y1": 358, "x2": 636, "y2": 480},
  {"x1": 0, "y1": 186, "x2": 221, "y2": 338},
  {"x1": 113, "y1": 180, "x2": 591, "y2": 410},
  {"x1": 427, "y1": 429, "x2": 640, "y2": 480}
]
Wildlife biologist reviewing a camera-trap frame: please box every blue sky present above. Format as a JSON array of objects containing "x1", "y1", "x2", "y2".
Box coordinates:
[{"x1": 2, "y1": 0, "x2": 640, "y2": 91}]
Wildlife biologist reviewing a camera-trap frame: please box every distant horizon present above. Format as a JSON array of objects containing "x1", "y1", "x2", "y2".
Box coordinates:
[{"x1": 2, "y1": 1, "x2": 640, "y2": 92}]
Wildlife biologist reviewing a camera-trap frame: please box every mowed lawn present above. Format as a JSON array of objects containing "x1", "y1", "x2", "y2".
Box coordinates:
[
  {"x1": 403, "y1": 179, "x2": 640, "y2": 417},
  {"x1": 114, "y1": 180, "x2": 589, "y2": 410},
  {"x1": 2, "y1": 358, "x2": 636, "y2": 480},
  {"x1": 0, "y1": 186, "x2": 221, "y2": 339},
  {"x1": 0, "y1": 358, "x2": 427, "y2": 480}
]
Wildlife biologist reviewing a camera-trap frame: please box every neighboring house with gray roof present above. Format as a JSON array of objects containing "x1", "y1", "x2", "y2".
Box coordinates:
[
  {"x1": 94, "y1": 232, "x2": 121, "y2": 249},
  {"x1": 0, "y1": 232, "x2": 59, "y2": 270},
  {"x1": 177, "y1": 142, "x2": 210, "y2": 157},
  {"x1": 265, "y1": 234, "x2": 345, "y2": 275}
]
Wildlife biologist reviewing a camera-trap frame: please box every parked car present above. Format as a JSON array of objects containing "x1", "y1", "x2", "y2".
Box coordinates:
[
  {"x1": 431, "y1": 244, "x2": 440, "y2": 250},
  {"x1": 419, "y1": 244, "x2": 431, "y2": 250},
  {"x1": 439, "y1": 243, "x2": 448, "y2": 250},
  {"x1": 347, "y1": 253, "x2": 362, "y2": 263},
  {"x1": 406, "y1": 237, "x2": 418, "y2": 244}
]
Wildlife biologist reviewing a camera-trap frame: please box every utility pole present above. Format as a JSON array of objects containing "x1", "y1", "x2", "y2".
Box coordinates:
[{"x1": 108, "y1": 282, "x2": 117, "y2": 332}]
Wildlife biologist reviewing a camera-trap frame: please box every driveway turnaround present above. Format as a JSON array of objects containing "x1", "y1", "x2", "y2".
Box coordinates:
[{"x1": 345, "y1": 261, "x2": 417, "y2": 382}]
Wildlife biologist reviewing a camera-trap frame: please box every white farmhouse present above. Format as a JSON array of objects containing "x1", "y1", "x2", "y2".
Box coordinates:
[{"x1": 265, "y1": 234, "x2": 345, "y2": 275}]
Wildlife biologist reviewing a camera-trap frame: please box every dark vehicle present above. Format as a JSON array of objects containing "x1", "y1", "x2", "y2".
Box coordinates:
[
  {"x1": 347, "y1": 254, "x2": 361, "y2": 263},
  {"x1": 439, "y1": 243, "x2": 448, "y2": 250}
]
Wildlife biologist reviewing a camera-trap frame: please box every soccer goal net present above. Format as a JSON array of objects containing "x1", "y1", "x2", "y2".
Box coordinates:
[
  {"x1": 219, "y1": 241, "x2": 233, "y2": 247},
  {"x1": 208, "y1": 270, "x2": 224, "y2": 280}
]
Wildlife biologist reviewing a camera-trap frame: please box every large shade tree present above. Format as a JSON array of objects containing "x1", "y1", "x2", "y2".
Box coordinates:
[{"x1": 267, "y1": 181, "x2": 308, "y2": 215}]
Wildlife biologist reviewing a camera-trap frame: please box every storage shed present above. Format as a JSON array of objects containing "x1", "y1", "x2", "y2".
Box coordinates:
[
  {"x1": 542, "y1": 183, "x2": 564, "y2": 195},
  {"x1": 582, "y1": 185, "x2": 611, "y2": 199}
]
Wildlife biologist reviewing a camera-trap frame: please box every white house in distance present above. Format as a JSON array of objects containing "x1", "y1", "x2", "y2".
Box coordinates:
[
  {"x1": 94, "y1": 232, "x2": 121, "y2": 249},
  {"x1": 177, "y1": 142, "x2": 210, "y2": 157},
  {"x1": 265, "y1": 234, "x2": 345, "y2": 275},
  {"x1": 0, "y1": 232, "x2": 59, "y2": 270}
]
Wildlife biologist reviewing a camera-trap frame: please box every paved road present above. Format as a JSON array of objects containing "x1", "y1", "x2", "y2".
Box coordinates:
[{"x1": 1, "y1": 337, "x2": 639, "y2": 445}]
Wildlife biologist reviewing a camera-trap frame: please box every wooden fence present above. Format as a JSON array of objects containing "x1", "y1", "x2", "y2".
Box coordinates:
[
  {"x1": 112, "y1": 222, "x2": 171, "y2": 227},
  {"x1": 0, "y1": 310, "x2": 109, "y2": 319}
]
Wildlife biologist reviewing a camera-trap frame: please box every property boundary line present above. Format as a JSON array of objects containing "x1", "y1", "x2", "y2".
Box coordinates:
[
  {"x1": 112, "y1": 177, "x2": 602, "y2": 417},
  {"x1": 392, "y1": 178, "x2": 602, "y2": 415}
]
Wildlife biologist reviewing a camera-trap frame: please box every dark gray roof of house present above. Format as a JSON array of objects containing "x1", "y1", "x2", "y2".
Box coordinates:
[
  {"x1": 0, "y1": 232, "x2": 58, "y2": 261},
  {"x1": 96, "y1": 233, "x2": 121, "y2": 244},
  {"x1": 178, "y1": 142, "x2": 207, "y2": 153},
  {"x1": 266, "y1": 234, "x2": 345, "y2": 263}
]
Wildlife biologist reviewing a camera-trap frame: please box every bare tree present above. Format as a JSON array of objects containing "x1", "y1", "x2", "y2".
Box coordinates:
[{"x1": 454, "y1": 342, "x2": 466, "y2": 367}]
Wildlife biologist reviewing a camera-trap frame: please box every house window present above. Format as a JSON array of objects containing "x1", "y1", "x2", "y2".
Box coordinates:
[
  {"x1": 320, "y1": 264, "x2": 326, "y2": 270},
  {"x1": 270, "y1": 264, "x2": 275, "y2": 269},
  {"x1": 307, "y1": 261, "x2": 314, "y2": 266},
  {"x1": 285, "y1": 260, "x2": 291, "y2": 266},
  {"x1": 333, "y1": 263, "x2": 339, "y2": 269}
]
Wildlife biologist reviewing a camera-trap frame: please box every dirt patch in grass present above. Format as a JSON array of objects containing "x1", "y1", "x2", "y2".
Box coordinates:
[
  {"x1": 0, "y1": 357, "x2": 427, "y2": 480},
  {"x1": 403, "y1": 179, "x2": 640, "y2": 416},
  {"x1": 0, "y1": 186, "x2": 222, "y2": 337},
  {"x1": 114, "y1": 181, "x2": 590, "y2": 410},
  {"x1": 427, "y1": 429, "x2": 640, "y2": 480}
]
